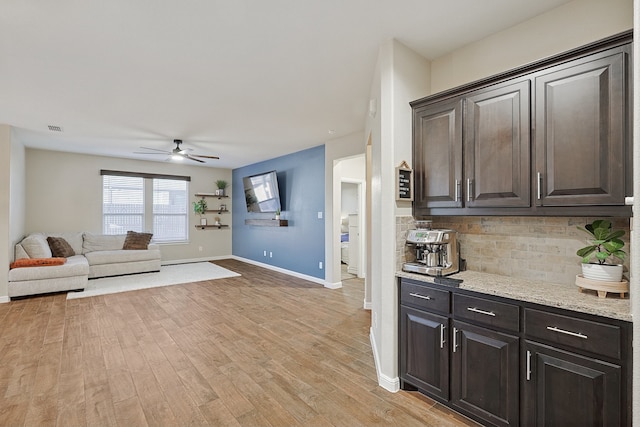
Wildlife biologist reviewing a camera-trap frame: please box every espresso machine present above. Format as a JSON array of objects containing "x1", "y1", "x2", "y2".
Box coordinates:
[{"x1": 403, "y1": 225, "x2": 460, "y2": 277}]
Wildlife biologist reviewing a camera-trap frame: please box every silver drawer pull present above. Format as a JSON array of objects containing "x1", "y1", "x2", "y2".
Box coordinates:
[
  {"x1": 467, "y1": 307, "x2": 496, "y2": 317},
  {"x1": 546, "y1": 326, "x2": 588, "y2": 339},
  {"x1": 526, "y1": 350, "x2": 532, "y2": 381},
  {"x1": 409, "y1": 293, "x2": 431, "y2": 301}
]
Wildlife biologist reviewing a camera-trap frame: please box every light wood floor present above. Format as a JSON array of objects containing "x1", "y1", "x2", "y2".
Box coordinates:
[{"x1": 0, "y1": 259, "x2": 479, "y2": 426}]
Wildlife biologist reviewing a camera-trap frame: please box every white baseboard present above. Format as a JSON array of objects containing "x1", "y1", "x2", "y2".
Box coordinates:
[
  {"x1": 161, "y1": 255, "x2": 230, "y2": 266},
  {"x1": 363, "y1": 300, "x2": 372, "y2": 310},
  {"x1": 369, "y1": 327, "x2": 400, "y2": 393},
  {"x1": 0, "y1": 296, "x2": 9, "y2": 304},
  {"x1": 231, "y1": 256, "x2": 337, "y2": 288}
]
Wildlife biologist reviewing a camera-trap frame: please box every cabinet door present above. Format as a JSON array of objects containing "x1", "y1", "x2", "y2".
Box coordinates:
[
  {"x1": 464, "y1": 80, "x2": 530, "y2": 208},
  {"x1": 451, "y1": 321, "x2": 519, "y2": 427},
  {"x1": 534, "y1": 48, "x2": 628, "y2": 206},
  {"x1": 399, "y1": 305, "x2": 449, "y2": 400},
  {"x1": 413, "y1": 98, "x2": 463, "y2": 212},
  {"x1": 522, "y1": 341, "x2": 622, "y2": 427}
]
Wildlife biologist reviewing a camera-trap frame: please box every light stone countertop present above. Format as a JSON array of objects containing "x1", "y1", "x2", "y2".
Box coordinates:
[{"x1": 397, "y1": 270, "x2": 632, "y2": 322}]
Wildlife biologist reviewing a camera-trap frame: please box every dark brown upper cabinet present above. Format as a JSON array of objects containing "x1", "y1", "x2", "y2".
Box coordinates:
[
  {"x1": 534, "y1": 47, "x2": 629, "y2": 207},
  {"x1": 464, "y1": 80, "x2": 530, "y2": 208},
  {"x1": 411, "y1": 30, "x2": 632, "y2": 218},
  {"x1": 413, "y1": 98, "x2": 463, "y2": 210}
]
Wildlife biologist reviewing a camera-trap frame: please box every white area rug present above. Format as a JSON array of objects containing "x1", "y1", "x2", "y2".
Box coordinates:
[{"x1": 67, "y1": 262, "x2": 240, "y2": 299}]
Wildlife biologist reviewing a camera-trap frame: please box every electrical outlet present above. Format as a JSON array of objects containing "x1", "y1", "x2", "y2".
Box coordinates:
[
  {"x1": 263, "y1": 250, "x2": 267, "y2": 257},
  {"x1": 198, "y1": 246, "x2": 203, "y2": 252},
  {"x1": 270, "y1": 251, "x2": 273, "y2": 258},
  {"x1": 317, "y1": 211, "x2": 323, "y2": 219},
  {"x1": 319, "y1": 261, "x2": 323, "y2": 269}
]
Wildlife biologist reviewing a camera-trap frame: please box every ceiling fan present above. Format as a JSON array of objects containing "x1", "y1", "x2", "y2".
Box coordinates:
[{"x1": 135, "y1": 139, "x2": 219, "y2": 163}]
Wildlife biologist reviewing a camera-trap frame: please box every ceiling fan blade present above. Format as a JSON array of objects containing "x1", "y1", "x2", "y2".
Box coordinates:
[
  {"x1": 191, "y1": 154, "x2": 220, "y2": 160},
  {"x1": 184, "y1": 154, "x2": 205, "y2": 163},
  {"x1": 139, "y1": 146, "x2": 171, "y2": 153},
  {"x1": 134, "y1": 151, "x2": 169, "y2": 155}
]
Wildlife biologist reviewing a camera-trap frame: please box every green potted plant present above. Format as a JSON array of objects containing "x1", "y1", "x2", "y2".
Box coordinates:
[
  {"x1": 576, "y1": 219, "x2": 626, "y2": 282},
  {"x1": 193, "y1": 199, "x2": 208, "y2": 225},
  {"x1": 215, "y1": 180, "x2": 228, "y2": 196},
  {"x1": 274, "y1": 209, "x2": 281, "y2": 220}
]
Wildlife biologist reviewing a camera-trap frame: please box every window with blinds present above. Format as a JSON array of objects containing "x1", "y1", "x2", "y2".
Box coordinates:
[
  {"x1": 102, "y1": 170, "x2": 190, "y2": 243},
  {"x1": 102, "y1": 175, "x2": 144, "y2": 234}
]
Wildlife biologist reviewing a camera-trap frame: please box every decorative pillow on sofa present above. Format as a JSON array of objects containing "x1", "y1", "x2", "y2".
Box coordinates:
[
  {"x1": 123, "y1": 231, "x2": 153, "y2": 250},
  {"x1": 10, "y1": 257, "x2": 66, "y2": 269},
  {"x1": 47, "y1": 236, "x2": 75, "y2": 258},
  {"x1": 21, "y1": 234, "x2": 53, "y2": 259}
]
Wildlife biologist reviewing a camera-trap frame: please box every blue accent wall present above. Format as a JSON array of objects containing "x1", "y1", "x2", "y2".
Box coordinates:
[{"x1": 232, "y1": 145, "x2": 325, "y2": 279}]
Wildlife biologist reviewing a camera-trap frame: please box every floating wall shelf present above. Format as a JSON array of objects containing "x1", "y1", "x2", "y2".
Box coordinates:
[
  {"x1": 244, "y1": 219, "x2": 288, "y2": 227},
  {"x1": 195, "y1": 224, "x2": 229, "y2": 230}
]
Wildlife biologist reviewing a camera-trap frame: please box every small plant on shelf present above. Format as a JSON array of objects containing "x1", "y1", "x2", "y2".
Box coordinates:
[
  {"x1": 193, "y1": 199, "x2": 208, "y2": 226},
  {"x1": 215, "y1": 180, "x2": 228, "y2": 196}
]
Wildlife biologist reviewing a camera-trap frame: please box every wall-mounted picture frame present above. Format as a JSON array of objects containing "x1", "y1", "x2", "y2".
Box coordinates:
[{"x1": 396, "y1": 161, "x2": 413, "y2": 201}]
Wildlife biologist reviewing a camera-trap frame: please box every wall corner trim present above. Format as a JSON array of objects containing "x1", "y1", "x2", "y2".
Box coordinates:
[{"x1": 370, "y1": 327, "x2": 400, "y2": 392}]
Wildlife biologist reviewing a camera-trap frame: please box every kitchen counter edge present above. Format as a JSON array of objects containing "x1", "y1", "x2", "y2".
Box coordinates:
[{"x1": 396, "y1": 270, "x2": 631, "y2": 322}]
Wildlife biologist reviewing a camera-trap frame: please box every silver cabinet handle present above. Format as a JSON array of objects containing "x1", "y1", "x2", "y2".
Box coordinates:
[
  {"x1": 454, "y1": 179, "x2": 460, "y2": 202},
  {"x1": 467, "y1": 179, "x2": 472, "y2": 202},
  {"x1": 440, "y1": 324, "x2": 445, "y2": 349},
  {"x1": 526, "y1": 350, "x2": 532, "y2": 381},
  {"x1": 546, "y1": 326, "x2": 588, "y2": 339},
  {"x1": 452, "y1": 327, "x2": 458, "y2": 353},
  {"x1": 467, "y1": 307, "x2": 496, "y2": 317},
  {"x1": 537, "y1": 172, "x2": 542, "y2": 200},
  {"x1": 409, "y1": 293, "x2": 431, "y2": 301}
]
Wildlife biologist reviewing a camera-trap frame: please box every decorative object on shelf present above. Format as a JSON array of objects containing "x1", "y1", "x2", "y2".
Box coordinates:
[
  {"x1": 274, "y1": 209, "x2": 281, "y2": 220},
  {"x1": 215, "y1": 179, "x2": 228, "y2": 196},
  {"x1": 576, "y1": 219, "x2": 626, "y2": 283},
  {"x1": 220, "y1": 203, "x2": 227, "y2": 211},
  {"x1": 193, "y1": 198, "x2": 207, "y2": 225},
  {"x1": 214, "y1": 217, "x2": 221, "y2": 226},
  {"x1": 396, "y1": 160, "x2": 413, "y2": 201}
]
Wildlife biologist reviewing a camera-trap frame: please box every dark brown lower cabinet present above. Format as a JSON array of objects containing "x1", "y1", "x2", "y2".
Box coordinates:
[
  {"x1": 399, "y1": 305, "x2": 449, "y2": 400},
  {"x1": 398, "y1": 277, "x2": 631, "y2": 427},
  {"x1": 451, "y1": 321, "x2": 519, "y2": 427},
  {"x1": 522, "y1": 341, "x2": 622, "y2": 427}
]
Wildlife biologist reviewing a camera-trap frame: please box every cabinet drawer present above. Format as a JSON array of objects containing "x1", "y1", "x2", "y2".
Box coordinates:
[
  {"x1": 524, "y1": 308, "x2": 621, "y2": 359},
  {"x1": 453, "y1": 294, "x2": 519, "y2": 332},
  {"x1": 400, "y1": 281, "x2": 450, "y2": 314}
]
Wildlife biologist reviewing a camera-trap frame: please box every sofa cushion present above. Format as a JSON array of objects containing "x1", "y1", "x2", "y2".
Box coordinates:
[
  {"x1": 84, "y1": 249, "x2": 161, "y2": 266},
  {"x1": 123, "y1": 231, "x2": 153, "y2": 250},
  {"x1": 21, "y1": 234, "x2": 53, "y2": 259},
  {"x1": 82, "y1": 233, "x2": 126, "y2": 253},
  {"x1": 47, "y1": 232, "x2": 84, "y2": 255},
  {"x1": 8, "y1": 255, "x2": 89, "y2": 281},
  {"x1": 10, "y1": 257, "x2": 66, "y2": 269},
  {"x1": 47, "y1": 236, "x2": 75, "y2": 258}
]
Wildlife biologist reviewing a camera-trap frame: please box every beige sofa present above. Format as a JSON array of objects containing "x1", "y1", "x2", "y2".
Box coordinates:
[{"x1": 8, "y1": 232, "x2": 161, "y2": 299}]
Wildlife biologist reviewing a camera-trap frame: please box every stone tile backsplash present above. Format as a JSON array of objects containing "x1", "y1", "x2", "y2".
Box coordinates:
[{"x1": 396, "y1": 216, "x2": 631, "y2": 285}]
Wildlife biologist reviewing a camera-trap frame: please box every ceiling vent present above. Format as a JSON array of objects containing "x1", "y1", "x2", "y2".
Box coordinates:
[{"x1": 47, "y1": 125, "x2": 63, "y2": 132}]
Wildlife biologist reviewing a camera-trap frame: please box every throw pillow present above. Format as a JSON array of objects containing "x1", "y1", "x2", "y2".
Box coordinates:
[
  {"x1": 47, "y1": 236, "x2": 75, "y2": 258},
  {"x1": 123, "y1": 231, "x2": 153, "y2": 250},
  {"x1": 10, "y1": 257, "x2": 66, "y2": 269},
  {"x1": 21, "y1": 234, "x2": 53, "y2": 259}
]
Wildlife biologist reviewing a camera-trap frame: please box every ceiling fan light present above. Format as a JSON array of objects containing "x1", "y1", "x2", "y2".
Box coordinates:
[{"x1": 172, "y1": 154, "x2": 184, "y2": 161}]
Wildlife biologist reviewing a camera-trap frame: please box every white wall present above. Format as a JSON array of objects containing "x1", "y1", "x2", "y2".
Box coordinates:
[
  {"x1": 0, "y1": 125, "x2": 12, "y2": 300},
  {"x1": 25, "y1": 149, "x2": 233, "y2": 263},
  {"x1": 9, "y1": 130, "x2": 26, "y2": 262},
  {"x1": 431, "y1": 0, "x2": 633, "y2": 93}
]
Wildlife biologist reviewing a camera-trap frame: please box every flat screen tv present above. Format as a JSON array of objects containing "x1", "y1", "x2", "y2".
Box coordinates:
[{"x1": 243, "y1": 170, "x2": 282, "y2": 213}]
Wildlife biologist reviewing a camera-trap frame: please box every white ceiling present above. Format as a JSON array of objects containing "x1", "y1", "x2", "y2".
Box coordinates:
[{"x1": 1, "y1": 0, "x2": 571, "y2": 169}]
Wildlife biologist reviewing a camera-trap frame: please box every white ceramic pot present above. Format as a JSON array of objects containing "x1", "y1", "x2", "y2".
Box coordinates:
[{"x1": 581, "y1": 263, "x2": 623, "y2": 282}]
